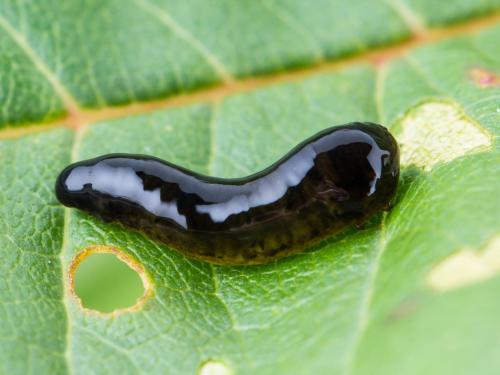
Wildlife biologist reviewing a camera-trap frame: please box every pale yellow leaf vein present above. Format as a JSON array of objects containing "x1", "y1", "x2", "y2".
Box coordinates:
[
  {"x1": 385, "y1": 0, "x2": 427, "y2": 36},
  {"x1": 341, "y1": 73, "x2": 392, "y2": 373},
  {"x1": 262, "y1": 0, "x2": 324, "y2": 62},
  {"x1": 405, "y1": 55, "x2": 446, "y2": 95},
  {"x1": 59, "y1": 126, "x2": 87, "y2": 375},
  {"x1": 209, "y1": 264, "x2": 256, "y2": 368},
  {"x1": 132, "y1": 0, "x2": 234, "y2": 83},
  {"x1": 75, "y1": 324, "x2": 144, "y2": 375},
  {"x1": 0, "y1": 15, "x2": 79, "y2": 115},
  {"x1": 342, "y1": 214, "x2": 389, "y2": 375},
  {"x1": 375, "y1": 64, "x2": 388, "y2": 124},
  {"x1": 206, "y1": 100, "x2": 221, "y2": 175}
]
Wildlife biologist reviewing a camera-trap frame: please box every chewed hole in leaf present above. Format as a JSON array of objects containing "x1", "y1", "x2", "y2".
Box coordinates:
[
  {"x1": 70, "y1": 246, "x2": 152, "y2": 314},
  {"x1": 198, "y1": 360, "x2": 233, "y2": 375},
  {"x1": 396, "y1": 100, "x2": 492, "y2": 171},
  {"x1": 426, "y1": 235, "x2": 500, "y2": 292}
]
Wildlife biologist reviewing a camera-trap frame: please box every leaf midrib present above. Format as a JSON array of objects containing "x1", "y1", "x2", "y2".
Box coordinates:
[{"x1": 0, "y1": 11, "x2": 498, "y2": 141}]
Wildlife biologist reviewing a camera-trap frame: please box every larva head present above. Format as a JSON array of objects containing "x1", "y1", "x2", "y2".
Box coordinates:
[
  {"x1": 314, "y1": 122, "x2": 400, "y2": 215},
  {"x1": 55, "y1": 160, "x2": 95, "y2": 212},
  {"x1": 55, "y1": 154, "x2": 189, "y2": 228},
  {"x1": 55, "y1": 155, "x2": 139, "y2": 215}
]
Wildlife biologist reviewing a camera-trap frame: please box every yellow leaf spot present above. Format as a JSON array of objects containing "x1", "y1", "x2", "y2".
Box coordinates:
[
  {"x1": 198, "y1": 361, "x2": 233, "y2": 375},
  {"x1": 397, "y1": 101, "x2": 492, "y2": 171},
  {"x1": 427, "y1": 235, "x2": 500, "y2": 292}
]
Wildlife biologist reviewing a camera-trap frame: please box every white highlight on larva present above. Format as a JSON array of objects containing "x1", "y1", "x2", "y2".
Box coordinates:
[
  {"x1": 196, "y1": 145, "x2": 316, "y2": 222},
  {"x1": 65, "y1": 163, "x2": 188, "y2": 228}
]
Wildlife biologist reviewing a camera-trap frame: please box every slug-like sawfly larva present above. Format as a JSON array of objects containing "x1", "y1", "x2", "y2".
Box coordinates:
[{"x1": 55, "y1": 122, "x2": 399, "y2": 265}]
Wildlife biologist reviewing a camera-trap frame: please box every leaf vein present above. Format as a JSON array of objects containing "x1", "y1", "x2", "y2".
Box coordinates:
[
  {"x1": 0, "y1": 14, "x2": 79, "y2": 114},
  {"x1": 132, "y1": 0, "x2": 234, "y2": 83},
  {"x1": 342, "y1": 215, "x2": 389, "y2": 375},
  {"x1": 59, "y1": 126, "x2": 88, "y2": 375}
]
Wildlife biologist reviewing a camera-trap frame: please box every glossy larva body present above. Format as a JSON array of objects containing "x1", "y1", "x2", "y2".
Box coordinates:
[{"x1": 56, "y1": 122, "x2": 399, "y2": 265}]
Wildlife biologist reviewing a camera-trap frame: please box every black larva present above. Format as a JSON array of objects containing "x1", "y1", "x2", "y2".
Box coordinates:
[{"x1": 55, "y1": 122, "x2": 399, "y2": 265}]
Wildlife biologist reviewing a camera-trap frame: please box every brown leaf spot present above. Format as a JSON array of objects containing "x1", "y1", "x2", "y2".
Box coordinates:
[
  {"x1": 469, "y1": 68, "x2": 500, "y2": 88},
  {"x1": 386, "y1": 295, "x2": 423, "y2": 323}
]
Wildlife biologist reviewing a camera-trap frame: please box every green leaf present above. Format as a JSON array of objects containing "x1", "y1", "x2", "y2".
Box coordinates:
[{"x1": 0, "y1": 2, "x2": 499, "y2": 375}]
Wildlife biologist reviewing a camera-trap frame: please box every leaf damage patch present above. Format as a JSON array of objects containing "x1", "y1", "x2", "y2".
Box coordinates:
[
  {"x1": 397, "y1": 101, "x2": 492, "y2": 171},
  {"x1": 69, "y1": 245, "x2": 153, "y2": 315},
  {"x1": 427, "y1": 235, "x2": 500, "y2": 292},
  {"x1": 198, "y1": 360, "x2": 233, "y2": 375}
]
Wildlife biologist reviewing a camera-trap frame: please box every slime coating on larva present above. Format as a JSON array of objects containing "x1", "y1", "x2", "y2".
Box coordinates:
[{"x1": 55, "y1": 122, "x2": 399, "y2": 265}]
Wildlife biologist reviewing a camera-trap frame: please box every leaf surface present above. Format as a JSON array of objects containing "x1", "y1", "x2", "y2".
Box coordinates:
[{"x1": 0, "y1": 2, "x2": 499, "y2": 374}]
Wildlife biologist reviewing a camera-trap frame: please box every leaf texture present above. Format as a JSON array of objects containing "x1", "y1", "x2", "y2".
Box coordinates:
[{"x1": 0, "y1": 2, "x2": 499, "y2": 374}]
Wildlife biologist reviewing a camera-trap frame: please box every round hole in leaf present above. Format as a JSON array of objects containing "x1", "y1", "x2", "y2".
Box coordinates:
[{"x1": 71, "y1": 246, "x2": 150, "y2": 314}]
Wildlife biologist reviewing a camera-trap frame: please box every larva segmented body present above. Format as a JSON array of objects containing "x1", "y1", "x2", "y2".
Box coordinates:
[{"x1": 56, "y1": 122, "x2": 399, "y2": 265}]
